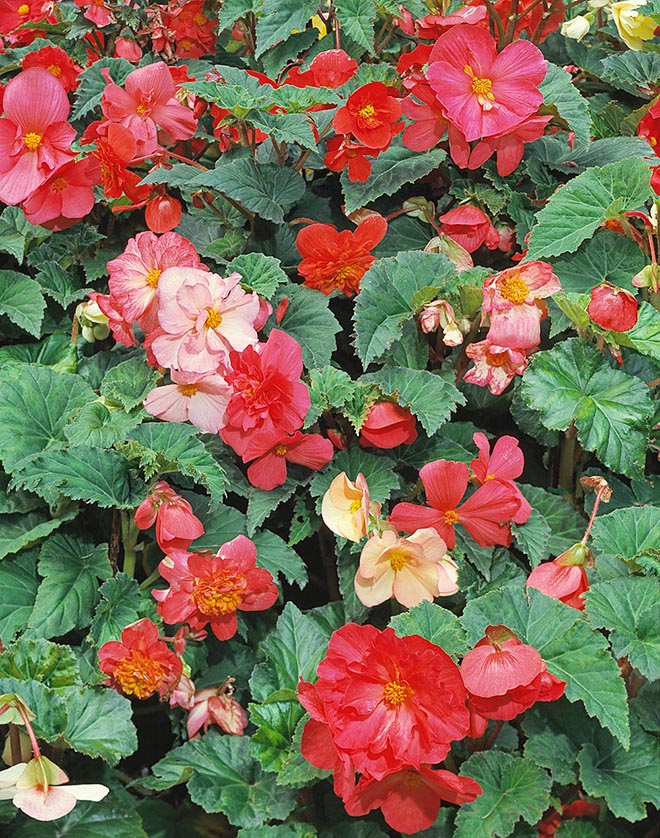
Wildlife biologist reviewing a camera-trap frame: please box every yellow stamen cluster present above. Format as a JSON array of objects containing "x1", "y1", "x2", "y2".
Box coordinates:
[
  {"x1": 205, "y1": 308, "x2": 223, "y2": 329},
  {"x1": 444, "y1": 509, "x2": 459, "y2": 525},
  {"x1": 192, "y1": 575, "x2": 246, "y2": 617},
  {"x1": 180, "y1": 383, "x2": 199, "y2": 397},
  {"x1": 383, "y1": 679, "x2": 413, "y2": 706},
  {"x1": 23, "y1": 132, "x2": 42, "y2": 151},
  {"x1": 464, "y1": 64, "x2": 496, "y2": 110},
  {"x1": 114, "y1": 651, "x2": 167, "y2": 700},
  {"x1": 499, "y1": 275, "x2": 530, "y2": 305},
  {"x1": 387, "y1": 548, "x2": 408, "y2": 572}
]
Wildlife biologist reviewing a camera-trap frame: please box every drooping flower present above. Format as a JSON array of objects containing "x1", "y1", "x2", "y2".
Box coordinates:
[
  {"x1": 355, "y1": 527, "x2": 458, "y2": 608},
  {"x1": 150, "y1": 267, "x2": 260, "y2": 374},
  {"x1": 145, "y1": 193, "x2": 183, "y2": 234},
  {"x1": 134, "y1": 480, "x2": 205, "y2": 554},
  {"x1": 114, "y1": 36, "x2": 142, "y2": 62},
  {"x1": 185, "y1": 678, "x2": 248, "y2": 738},
  {"x1": 21, "y1": 156, "x2": 100, "y2": 231},
  {"x1": 0, "y1": 68, "x2": 76, "y2": 206},
  {"x1": 389, "y1": 459, "x2": 523, "y2": 549},
  {"x1": 463, "y1": 339, "x2": 529, "y2": 395},
  {"x1": 588, "y1": 283, "x2": 639, "y2": 331},
  {"x1": 296, "y1": 215, "x2": 387, "y2": 296},
  {"x1": 526, "y1": 542, "x2": 592, "y2": 610},
  {"x1": 321, "y1": 472, "x2": 381, "y2": 542},
  {"x1": 74, "y1": 0, "x2": 126, "y2": 27},
  {"x1": 420, "y1": 299, "x2": 464, "y2": 345},
  {"x1": 426, "y1": 25, "x2": 546, "y2": 142},
  {"x1": 154, "y1": 536, "x2": 279, "y2": 641},
  {"x1": 144, "y1": 369, "x2": 231, "y2": 434},
  {"x1": 242, "y1": 430, "x2": 334, "y2": 491},
  {"x1": 332, "y1": 82, "x2": 403, "y2": 149},
  {"x1": 22, "y1": 45, "x2": 82, "y2": 92},
  {"x1": 470, "y1": 433, "x2": 531, "y2": 524},
  {"x1": 460, "y1": 113, "x2": 552, "y2": 177},
  {"x1": 87, "y1": 291, "x2": 137, "y2": 348},
  {"x1": 482, "y1": 261, "x2": 562, "y2": 315},
  {"x1": 359, "y1": 402, "x2": 418, "y2": 449},
  {"x1": 438, "y1": 205, "x2": 499, "y2": 253},
  {"x1": 298, "y1": 624, "x2": 471, "y2": 781},
  {"x1": 345, "y1": 765, "x2": 482, "y2": 834},
  {"x1": 98, "y1": 618, "x2": 183, "y2": 700}
]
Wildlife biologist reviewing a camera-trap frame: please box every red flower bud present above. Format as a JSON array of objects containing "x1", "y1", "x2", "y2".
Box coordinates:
[
  {"x1": 359, "y1": 402, "x2": 417, "y2": 449},
  {"x1": 145, "y1": 195, "x2": 182, "y2": 234},
  {"x1": 587, "y1": 283, "x2": 639, "y2": 332}
]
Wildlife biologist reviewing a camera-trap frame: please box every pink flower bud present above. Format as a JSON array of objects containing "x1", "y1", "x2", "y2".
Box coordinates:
[
  {"x1": 587, "y1": 284, "x2": 638, "y2": 332},
  {"x1": 145, "y1": 195, "x2": 182, "y2": 234}
]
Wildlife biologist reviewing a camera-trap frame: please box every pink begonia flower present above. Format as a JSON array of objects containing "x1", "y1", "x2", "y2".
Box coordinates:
[
  {"x1": 114, "y1": 37, "x2": 142, "y2": 63},
  {"x1": 438, "y1": 205, "x2": 499, "y2": 253},
  {"x1": 466, "y1": 114, "x2": 553, "y2": 176},
  {"x1": 470, "y1": 433, "x2": 531, "y2": 524},
  {"x1": 321, "y1": 472, "x2": 381, "y2": 542},
  {"x1": 220, "y1": 330, "x2": 310, "y2": 456},
  {"x1": 144, "y1": 369, "x2": 231, "y2": 434},
  {"x1": 355, "y1": 527, "x2": 458, "y2": 608},
  {"x1": 169, "y1": 673, "x2": 196, "y2": 711},
  {"x1": 150, "y1": 267, "x2": 260, "y2": 374},
  {"x1": 420, "y1": 300, "x2": 464, "y2": 345},
  {"x1": 482, "y1": 261, "x2": 562, "y2": 315},
  {"x1": 74, "y1": 0, "x2": 127, "y2": 27},
  {"x1": 21, "y1": 156, "x2": 100, "y2": 231},
  {"x1": 426, "y1": 25, "x2": 546, "y2": 143},
  {"x1": 0, "y1": 68, "x2": 76, "y2": 206},
  {"x1": 134, "y1": 480, "x2": 204, "y2": 554},
  {"x1": 88, "y1": 291, "x2": 137, "y2": 347},
  {"x1": 0, "y1": 1, "x2": 52, "y2": 33},
  {"x1": 107, "y1": 231, "x2": 205, "y2": 333},
  {"x1": 5, "y1": 756, "x2": 108, "y2": 822},
  {"x1": 487, "y1": 304, "x2": 543, "y2": 351},
  {"x1": 185, "y1": 679, "x2": 248, "y2": 738},
  {"x1": 100, "y1": 61, "x2": 197, "y2": 157},
  {"x1": 463, "y1": 340, "x2": 529, "y2": 395},
  {"x1": 242, "y1": 430, "x2": 334, "y2": 491},
  {"x1": 401, "y1": 84, "x2": 448, "y2": 152}
]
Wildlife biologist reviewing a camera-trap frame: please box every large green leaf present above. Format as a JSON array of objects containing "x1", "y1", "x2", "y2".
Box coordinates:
[
  {"x1": 64, "y1": 688, "x2": 138, "y2": 765},
  {"x1": 255, "y1": 0, "x2": 318, "y2": 57},
  {"x1": 248, "y1": 696, "x2": 306, "y2": 774},
  {"x1": 454, "y1": 751, "x2": 551, "y2": 838},
  {"x1": 334, "y1": 0, "x2": 376, "y2": 53},
  {"x1": 0, "y1": 552, "x2": 38, "y2": 642},
  {"x1": 252, "y1": 530, "x2": 308, "y2": 588},
  {"x1": 0, "y1": 676, "x2": 67, "y2": 741},
  {"x1": 617, "y1": 301, "x2": 660, "y2": 365},
  {"x1": 461, "y1": 586, "x2": 630, "y2": 747},
  {"x1": 591, "y1": 506, "x2": 660, "y2": 572},
  {"x1": 270, "y1": 284, "x2": 341, "y2": 369},
  {"x1": 0, "y1": 365, "x2": 94, "y2": 471},
  {"x1": 0, "y1": 637, "x2": 81, "y2": 690},
  {"x1": 341, "y1": 139, "x2": 445, "y2": 214},
  {"x1": 0, "y1": 270, "x2": 46, "y2": 337},
  {"x1": 354, "y1": 251, "x2": 459, "y2": 367},
  {"x1": 540, "y1": 63, "x2": 592, "y2": 143},
  {"x1": 551, "y1": 231, "x2": 645, "y2": 294},
  {"x1": 601, "y1": 51, "x2": 660, "y2": 94},
  {"x1": 0, "y1": 507, "x2": 78, "y2": 561},
  {"x1": 28, "y1": 534, "x2": 112, "y2": 639},
  {"x1": 585, "y1": 577, "x2": 660, "y2": 680},
  {"x1": 390, "y1": 600, "x2": 469, "y2": 659},
  {"x1": 64, "y1": 402, "x2": 144, "y2": 449},
  {"x1": 526, "y1": 157, "x2": 653, "y2": 259},
  {"x1": 520, "y1": 339, "x2": 654, "y2": 477}
]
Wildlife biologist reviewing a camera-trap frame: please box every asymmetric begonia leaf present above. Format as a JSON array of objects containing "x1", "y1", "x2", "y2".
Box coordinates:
[
  {"x1": 248, "y1": 694, "x2": 306, "y2": 774},
  {"x1": 64, "y1": 402, "x2": 144, "y2": 449},
  {"x1": 227, "y1": 252, "x2": 289, "y2": 299},
  {"x1": 551, "y1": 231, "x2": 645, "y2": 293},
  {"x1": 63, "y1": 689, "x2": 137, "y2": 765},
  {"x1": 390, "y1": 600, "x2": 470, "y2": 658},
  {"x1": 100, "y1": 358, "x2": 160, "y2": 412},
  {"x1": 268, "y1": 284, "x2": 342, "y2": 369},
  {"x1": 88, "y1": 573, "x2": 157, "y2": 648},
  {"x1": 246, "y1": 478, "x2": 299, "y2": 535},
  {"x1": 601, "y1": 50, "x2": 660, "y2": 93},
  {"x1": 512, "y1": 508, "x2": 553, "y2": 567},
  {"x1": 70, "y1": 57, "x2": 134, "y2": 121},
  {"x1": 517, "y1": 485, "x2": 586, "y2": 556},
  {"x1": 590, "y1": 506, "x2": 660, "y2": 572},
  {"x1": 0, "y1": 270, "x2": 45, "y2": 337},
  {"x1": 616, "y1": 302, "x2": 660, "y2": 365},
  {"x1": 540, "y1": 63, "x2": 592, "y2": 143}
]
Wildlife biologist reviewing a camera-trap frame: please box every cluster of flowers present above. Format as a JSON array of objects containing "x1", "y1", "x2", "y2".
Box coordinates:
[{"x1": 297, "y1": 620, "x2": 565, "y2": 833}]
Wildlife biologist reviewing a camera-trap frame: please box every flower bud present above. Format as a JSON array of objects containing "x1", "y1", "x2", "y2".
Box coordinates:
[
  {"x1": 561, "y1": 15, "x2": 592, "y2": 40},
  {"x1": 588, "y1": 283, "x2": 639, "y2": 331},
  {"x1": 145, "y1": 195, "x2": 182, "y2": 234}
]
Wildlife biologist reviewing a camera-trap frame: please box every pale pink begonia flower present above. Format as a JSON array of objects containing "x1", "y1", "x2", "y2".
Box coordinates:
[
  {"x1": 0, "y1": 68, "x2": 76, "y2": 206},
  {"x1": 321, "y1": 472, "x2": 381, "y2": 542},
  {"x1": 482, "y1": 261, "x2": 562, "y2": 315},
  {"x1": 144, "y1": 369, "x2": 231, "y2": 434},
  {"x1": 355, "y1": 527, "x2": 458, "y2": 608},
  {"x1": 107, "y1": 231, "x2": 205, "y2": 333},
  {"x1": 150, "y1": 267, "x2": 260, "y2": 374},
  {"x1": 169, "y1": 673, "x2": 196, "y2": 711},
  {"x1": 0, "y1": 763, "x2": 27, "y2": 800},
  {"x1": 463, "y1": 340, "x2": 528, "y2": 395},
  {"x1": 486, "y1": 304, "x2": 543, "y2": 351},
  {"x1": 420, "y1": 300, "x2": 463, "y2": 345},
  {"x1": 100, "y1": 61, "x2": 197, "y2": 157}
]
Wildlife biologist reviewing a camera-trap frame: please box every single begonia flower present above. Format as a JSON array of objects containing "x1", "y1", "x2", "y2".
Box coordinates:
[
  {"x1": 144, "y1": 369, "x2": 231, "y2": 434},
  {"x1": 242, "y1": 430, "x2": 334, "y2": 491},
  {"x1": 463, "y1": 340, "x2": 528, "y2": 394},
  {"x1": 134, "y1": 480, "x2": 205, "y2": 553},
  {"x1": 332, "y1": 82, "x2": 403, "y2": 149},
  {"x1": 470, "y1": 433, "x2": 531, "y2": 524},
  {"x1": 22, "y1": 45, "x2": 81, "y2": 91},
  {"x1": 21, "y1": 156, "x2": 100, "y2": 231},
  {"x1": 526, "y1": 542, "x2": 592, "y2": 610},
  {"x1": 321, "y1": 472, "x2": 380, "y2": 542},
  {"x1": 438, "y1": 205, "x2": 499, "y2": 253}
]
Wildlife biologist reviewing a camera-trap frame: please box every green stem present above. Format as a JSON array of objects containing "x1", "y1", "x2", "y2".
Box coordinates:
[
  {"x1": 140, "y1": 566, "x2": 162, "y2": 591},
  {"x1": 120, "y1": 511, "x2": 139, "y2": 578}
]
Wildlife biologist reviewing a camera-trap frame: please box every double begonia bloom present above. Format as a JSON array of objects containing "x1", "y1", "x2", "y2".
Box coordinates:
[
  {"x1": 333, "y1": 82, "x2": 403, "y2": 149},
  {"x1": 426, "y1": 25, "x2": 546, "y2": 143},
  {"x1": 22, "y1": 156, "x2": 100, "y2": 231},
  {"x1": 220, "y1": 330, "x2": 310, "y2": 456},
  {"x1": 298, "y1": 624, "x2": 471, "y2": 782},
  {"x1": 0, "y1": 68, "x2": 76, "y2": 206},
  {"x1": 22, "y1": 45, "x2": 82, "y2": 92},
  {"x1": 355, "y1": 528, "x2": 458, "y2": 608},
  {"x1": 461, "y1": 625, "x2": 566, "y2": 721},
  {"x1": 100, "y1": 61, "x2": 197, "y2": 156},
  {"x1": 150, "y1": 267, "x2": 260, "y2": 374},
  {"x1": 359, "y1": 402, "x2": 418, "y2": 449},
  {"x1": 389, "y1": 459, "x2": 523, "y2": 550},
  {"x1": 169, "y1": 0, "x2": 217, "y2": 59},
  {"x1": 321, "y1": 472, "x2": 381, "y2": 542},
  {"x1": 242, "y1": 430, "x2": 334, "y2": 491},
  {"x1": 471, "y1": 433, "x2": 531, "y2": 524},
  {"x1": 154, "y1": 536, "x2": 279, "y2": 641},
  {"x1": 134, "y1": 480, "x2": 205, "y2": 554},
  {"x1": 527, "y1": 542, "x2": 592, "y2": 610},
  {"x1": 463, "y1": 340, "x2": 529, "y2": 394},
  {"x1": 438, "y1": 205, "x2": 499, "y2": 253},
  {"x1": 285, "y1": 49, "x2": 358, "y2": 88},
  {"x1": 107, "y1": 231, "x2": 204, "y2": 333},
  {"x1": 345, "y1": 765, "x2": 482, "y2": 834},
  {"x1": 296, "y1": 215, "x2": 387, "y2": 296},
  {"x1": 144, "y1": 369, "x2": 231, "y2": 435},
  {"x1": 588, "y1": 284, "x2": 639, "y2": 331},
  {"x1": 98, "y1": 618, "x2": 183, "y2": 700}
]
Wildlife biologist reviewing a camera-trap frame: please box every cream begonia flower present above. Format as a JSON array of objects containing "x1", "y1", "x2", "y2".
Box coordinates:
[
  {"x1": 611, "y1": 0, "x2": 657, "y2": 49},
  {"x1": 321, "y1": 472, "x2": 381, "y2": 542},
  {"x1": 561, "y1": 15, "x2": 592, "y2": 40}
]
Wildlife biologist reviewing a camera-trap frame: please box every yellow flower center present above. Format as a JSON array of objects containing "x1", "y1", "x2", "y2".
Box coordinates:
[
  {"x1": 275, "y1": 444, "x2": 288, "y2": 456},
  {"x1": 51, "y1": 177, "x2": 67, "y2": 192},
  {"x1": 114, "y1": 650, "x2": 167, "y2": 700},
  {"x1": 23, "y1": 132, "x2": 42, "y2": 151},
  {"x1": 17, "y1": 4, "x2": 29, "y2": 15},
  {"x1": 444, "y1": 509, "x2": 459, "y2": 525},
  {"x1": 145, "y1": 267, "x2": 162, "y2": 288},
  {"x1": 387, "y1": 548, "x2": 408, "y2": 572},
  {"x1": 136, "y1": 102, "x2": 149, "y2": 116},
  {"x1": 383, "y1": 679, "x2": 412, "y2": 706},
  {"x1": 180, "y1": 383, "x2": 198, "y2": 397},
  {"x1": 464, "y1": 64, "x2": 495, "y2": 109},
  {"x1": 180, "y1": 39, "x2": 193, "y2": 52},
  {"x1": 499, "y1": 274, "x2": 530, "y2": 305},
  {"x1": 349, "y1": 498, "x2": 362, "y2": 514},
  {"x1": 652, "y1": 137, "x2": 658, "y2": 147},
  {"x1": 47, "y1": 63, "x2": 62, "y2": 77},
  {"x1": 194, "y1": 12, "x2": 208, "y2": 24},
  {"x1": 192, "y1": 573, "x2": 246, "y2": 617},
  {"x1": 357, "y1": 102, "x2": 378, "y2": 125},
  {"x1": 487, "y1": 351, "x2": 508, "y2": 367},
  {"x1": 402, "y1": 770, "x2": 423, "y2": 787},
  {"x1": 205, "y1": 308, "x2": 222, "y2": 329}
]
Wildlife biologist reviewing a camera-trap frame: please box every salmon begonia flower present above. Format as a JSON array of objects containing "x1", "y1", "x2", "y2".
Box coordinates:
[
  {"x1": 242, "y1": 430, "x2": 334, "y2": 491},
  {"x1": 98, "y1": 618, "x2": 183, "y2": 700},
  {"x1": 333, "y1": 81, "x2": 403, "y2": 149},
  {"x1": 154, "y1": 536, "x2": 279, "y2": 641},
  {"x1": 296, "y1": 215, "x2": 387, "y2": 296},
  {"x1": 426, "y1": 24, "x2": 546, "y2": 143},
  {"x1": 461, "y1": 113, "x2": 552, "y2": 177},
  {"x1": 185, "y1": 679, "x2": 248, "y2": 738},
  {"x1": 134, "y1": 480, "x2": 205, "y2": 554},
  {"x1": 74, "y1": 0, "x2": 127, "y2": 27},
  {"x1": 359, "y1": 402, "x2": 418, "y2": 449},
  {"x1": 88, "y1": 291, "x2": 137, "y2": 347},
  {"x1": 438, "y1": 205, "x2": 499, "y2": 253},
  {"x1": 527, "y1": 542, "x2": 592, "y2": 610},
  {"x1": 588, "y1": 283, "x2": 639, "y2": 331},
  {"x1": 471, "y1": 433, "x2": 531, "y2": 524},
  {"x1": 482, "y1": 261, "x2": 562, "y2": 315},
  {"x1": 321, "y1": 472, "x2": 381, "y2": 542},
  {"x1": 144, "y1": 369, "x2": 231, "y2": 434},
  {"x1": 389, "y1": 459, "x2": 523, "y2": 549},
  {"x1": 355, "y1": 527, "x2": 458, "y2": 608},
  {"x1": 463, "y1": 340, "x2": 529, "y2": 394},
  {"x1": 21, "y1": 156, "x2": 100, "y2": 231},
  {"x1": 0, "y1": 68, "x2": 76, "y2": 206}
]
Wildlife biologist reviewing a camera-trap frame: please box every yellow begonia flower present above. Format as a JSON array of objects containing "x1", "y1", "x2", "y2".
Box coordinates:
[{"x1": 611, "y1": 0, "x2": 657, "y2": 50}]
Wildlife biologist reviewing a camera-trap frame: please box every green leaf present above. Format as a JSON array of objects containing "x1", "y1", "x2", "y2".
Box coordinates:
[
  {"x1": 89, "y1": 573, "x2": 156, "y2": 647},
  {"x1": 255, "y1": 0, "x2": 318, "y2": 57},
  {"x1": 512, "y1": 509, "x2": 552, "y2": 567},
  {"x1": 518, "y1": 485, "x2": 585, "y2": 556},
  {"x1": 618, "y1": 301, "x2": 660, "y2": 365},
  {"x1": 632, "y1": 680, "x2": 660, "y2": 732},
  {"x1": 271, "y1": 284, "x2": 341, "y2": 368},
  {"x1": 555, "y1": 824, "x2": 598, "y2": 838},
  {"x1": 277, "y1": 714, "x2": 330, "y2": 787},
  {"x1": 540, "y1": 63, "x2": 592, "y2": 143},
  {"x1": 240, "y1": 824, "x2": 318, "y2": 838},
  {"x1": 520, "y1": 339, "x2": 654, "y2": 477},
  {"x1": 252, "y1": 529, "x2": 308, "y2": 588},
  {"x1": 577, "y1": 716, "x2": 660, "y2": 821},
  {"x1": 0, "y1": 333, "x2": 76, "y2": 373},
  {"x1": 362, "y1": 366, "x2": 466, "y2": 435},
  {"x1": 227, "y1": 252, "x2": 289, "y2": 299},
  {"x1": 189, "y1": 160, "x2": 305, "y2": 223},
  {"x1": 353, "y1": 251, "x2": 459, "y2": 367},
  {"x1": 526, "y1": 157, "x2": 653, "y2": 259},
  {"x1": 71, "y1": 57, "x2": 134, "y2": 121},
  {"x1": 601, "y1": 51, "x2": 660, "y2": 95},
  {"x1": 591, "y1": 506, "x2": 660, "y2": 572},
  {"x1": 100, "y1": 358, "x2": 160, "y2": 412},
  {"x1": 0, "y1": 637, "x2": 81, "y2": 690},
  {"x1": 551, "y1": 230, "x2": 646, "y2": 294},
  {"x1": 334, "y1": 0, "x2": 376, "y2": 53},
  {"x1": 0, "y1": 552, "x2": 38, "y2": 642},
  {"x1": 146, "y1": 734, "x2": 297, "y2": 826},
  {"x1": 462, "y1": 586, "x2": 630, "y2": 747},
  {"x1": 0, "y1": 271, "x2": 46, "y2": 337},
  {"x1": 250, "y1": 111, "x2": 317, "y2": 149},
  {"x1": 28, "y1": 534, "x2": 112, "y2": 639},
  {"x1": 6, "y1": 796, "x2": 148, "y2": 838},
  {"x1": 309, "y1": 447, "x2": 400, "y2": 507},
  {"x1": 522, "y1": 700, "x2": 582, "y2": 785},
  {"x1": 0, "y1": 206, "x2": 50, "y2": 265},
  {"x1": 305, "y1": 366, "x2": 357, "y2": 427},
  {"x1": 218, "y1": 0, "x2": 254, "y2": 29},
  {"x1": 246, "y1": 479, "x2": 298, "y2": 535},
  {"x1": 261, "y1": 29, "x2": 319, "y2": 79},
  {"x1": 249, "y1": 695, "x2": 306, "y2": 773},
  {"x1": 454, "y1": 751, "x2": 551, "y2": 838},
  {"x1": 34, "y1": 262, "x2": 87, "y2": 308},
  {"x1": 341, "y1": 138, "x2": 445, "y2": 214},
  {"x1": 64, "y1": 402, "x2": 144, "y2": 448},
  {"x1": 0, "y1": 365, "x2": 95, "y2": 471},
  {"x1": 585, "y1": 577, "x2": 660, "y2": 680},
  {"x1": 390, "y1": 600, "x2": 469, "y2": 658},
  {"x1": 64, "y1": 688, "x2": 137, "y2": 764},
  {"x1": 0, "y1": 676, "x2": 67, "y2": 741},
  {"x1": 0, "y1": 507, "x2": 78, "y2": 560},
  {"x1": 11, "y1": 447, "x2": 147, "y2": 509}
]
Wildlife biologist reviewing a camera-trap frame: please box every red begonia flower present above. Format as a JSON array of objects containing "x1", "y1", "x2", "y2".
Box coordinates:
[
  {"x1": 22, "y1": 156, "x2": 100, "y2": 231},
  {"x1": 333, "y1": 81, "x2": 403, "y2": 149},
  {"x1": 145, "y1": 194, "x2": 182, "y2": 233},
  {"x1": 494, "y1": 0, "x2": 565, "y2": 41},
  {"x1": 462, "y1": 113, "x2": 552, "y2": 176},
  {"x1": 243, "y1": 430, "x2": 334, "y2": 490},
  {"x1": 134, "y1": 480, "x2": 204, "y2": 554},
  {"x1": 359, "y1": 402, "x2": 418, "y2": 449},
  {"x1": 22, "y1": 45, "x2": 82, "y2": 92},
  {"x1": 323, "y1": 134, "x2": 380, "y2": 182},
  {"x1": 470, "y1": 432, "x2": 531, "y2": 524},
  {"x1": 415, "y1": 4, "x2": 488, "y2": 38},
  {"x1": 638, "y1": 103, "x2": 660, "y2": 156},
  {"x1": 285, "y1": 49, "x2": 357, "y2": 88},
  {"x1": 588, "y1": 283, "x2": 639, "y2": 331},
  {"x1": 438, "y1": 205, "x2": 499, "y2": 253}
]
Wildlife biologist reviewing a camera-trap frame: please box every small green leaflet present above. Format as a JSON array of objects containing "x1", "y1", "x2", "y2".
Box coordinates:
[
  {"x1": 590, "y1": 506, "x2": 660, "y2": 572},
  {"x1": 334, "y1": 0, "x2": 376, "y2": 54}
]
